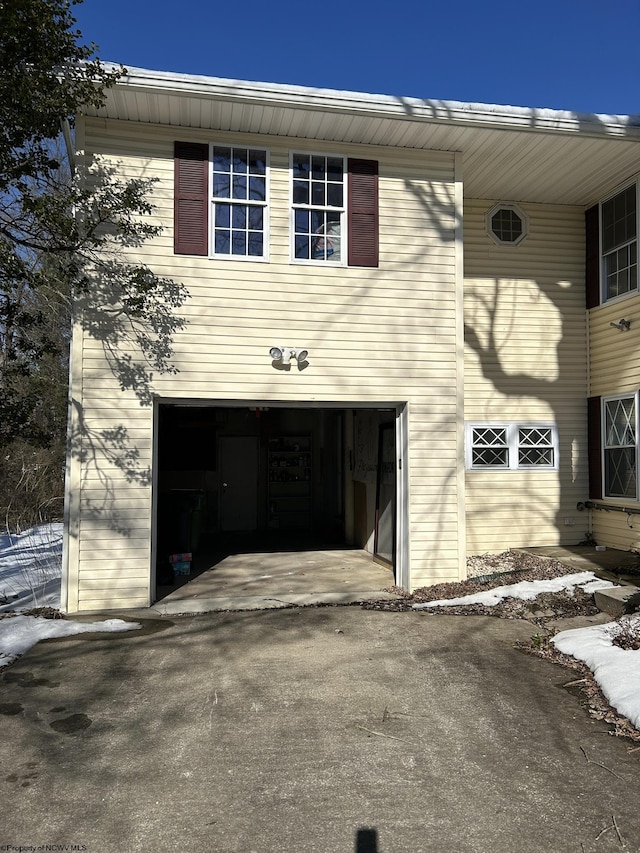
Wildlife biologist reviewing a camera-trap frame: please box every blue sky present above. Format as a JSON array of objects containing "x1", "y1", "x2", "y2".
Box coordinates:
[{"x1": 73, "y1": 0, "x2": 639, "y2": 116}]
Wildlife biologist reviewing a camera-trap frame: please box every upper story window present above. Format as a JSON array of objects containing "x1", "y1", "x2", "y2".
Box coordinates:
[
  {"x1": 601, "y1": 184, "x2": 638, "y2": 301},
  {"x1": 211, "y1": 146, "x2": 267, "y2": 258},
  {"x1": 586, "y1": 180, "x2": 639, "y2": 307},
  {"x1": 291, "y1": 153, "x2": 345, "y2": 264},
  {"x1": 290, "y1": 153, "x2": 379, "y2": 267},
  {"x1": 174, "y1": 142, "x2": 378, "y2": 267},
  {"x1": 174, "y1": 141, "x2": 268, "y2": 260},
  {"x1": 466, "y1": 423, "x2": 557, "y2": 470},
  {"x1": 486, "y1": 203, "x2": 528, "y2": 247}
]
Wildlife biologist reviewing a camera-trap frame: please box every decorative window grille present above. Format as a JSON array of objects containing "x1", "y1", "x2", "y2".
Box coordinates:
[
  {"x1": 603, "y1": 395, "x2": 637, "y2": 498},
  {"x1": 518, "y1": 427, "x2": 555, "y2": 467},
  {"x1": 470, "y1": 427, "x2": 508, "y2": 467},
  {"x1": 466, "y1": 424, "x2": 557, "y2": 470}
]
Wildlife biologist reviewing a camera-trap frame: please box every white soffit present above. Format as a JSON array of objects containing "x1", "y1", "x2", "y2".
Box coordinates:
[{"x1": 86, "y1": 65, "x2": 640, "y2": 207}]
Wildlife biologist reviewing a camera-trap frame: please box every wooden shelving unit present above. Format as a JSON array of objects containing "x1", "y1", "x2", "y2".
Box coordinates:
[{"x1": 267, "y1": 435, "x2": 312, "y2": 529}]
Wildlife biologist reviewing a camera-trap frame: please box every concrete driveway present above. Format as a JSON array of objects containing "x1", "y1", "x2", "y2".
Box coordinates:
[{"x1": 2, "y1": 607, "x2": 640, "y2": 853}]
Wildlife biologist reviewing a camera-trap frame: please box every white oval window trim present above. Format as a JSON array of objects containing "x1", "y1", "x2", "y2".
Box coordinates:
[{"x1": 486, "y1": 203, "x2": 528, "y2": 247}]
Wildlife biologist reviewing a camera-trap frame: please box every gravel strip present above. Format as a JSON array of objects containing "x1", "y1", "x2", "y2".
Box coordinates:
[{"x1": 366, "y1": 550, "x2": 598, "y2": 619}]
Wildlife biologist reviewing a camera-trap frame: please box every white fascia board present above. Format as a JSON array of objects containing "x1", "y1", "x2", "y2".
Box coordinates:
[{"x1": 104, "y1": 63, "x2": 640, "y2": 141}]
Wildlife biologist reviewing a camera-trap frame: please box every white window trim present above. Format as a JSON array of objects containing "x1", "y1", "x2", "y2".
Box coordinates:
[
  {"x1": 289, "y1": 150, "x2": 347, "y2": 267},
  {"x1": 600, "y1": 179, "x2": 639, "y2": 305},
  {"x1": 485, "y1": 203, "x2": 528, "y2": 248},
  {"x1": 602, "y1": 391, "x2": 639, "y2": 501},
  {"x1": 465, "y1": 423, "x2": 558, "y2": 471},
  {"x1": 208, "y1": 143, "x2": 270, "y2": 262}
]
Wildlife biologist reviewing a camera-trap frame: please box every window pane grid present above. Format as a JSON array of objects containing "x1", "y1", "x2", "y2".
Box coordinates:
[
  {"x1": 518, "y1": 427, "x2": 554, "y2": 467},
  {"x1": 472, "y1": 447, "x2": 508, "y2": 466},
  {"x1": 604, "y1": 396, "x2": 638, "y2": 499},
  {"x1": 602, "y1": 185, "x2": 636, "y2": 253},
  {"x1": 491, "y1": 209, "x2": 523, "y2": 243},
  {"x1": 468, "y1": 424, "x2": 557, "y2": 469},
  {"x1": 605, "y1": 398, "x2": 636, "y2": 448},
  {"x1": 605, "y1": 449, "x2": 637, "y2": 498},
  {"x1": 212, "y1": 146, "x2": 267, "y2": 258},
  {"x1": 292, "y1": 153, "x2": 344, "y2": 263},
  {"x1": 471, "y1": 428, "x2": 508, "y2": 467},
  {"x1": 472, "y1": 427, "x2": 507, "y2": 446},
  {"x1": 604, "y1": 241, "x2": 637, "y2": 300},
  {"x1": 601, "y1": 184, "x2": 638, "y2": 301}
]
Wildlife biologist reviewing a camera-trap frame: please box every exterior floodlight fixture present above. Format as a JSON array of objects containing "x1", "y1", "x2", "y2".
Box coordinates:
[
  {"x1": 269, "y1": 346, "x2": 309, "y2": 364},
  {"x1": 610, "y1": 318, "x2": 632, "y2": 331}
]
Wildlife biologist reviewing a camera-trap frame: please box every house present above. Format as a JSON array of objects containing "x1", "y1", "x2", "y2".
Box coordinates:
[{"x1": 61, "y1": 66, "x2": 640, "y2": 613}]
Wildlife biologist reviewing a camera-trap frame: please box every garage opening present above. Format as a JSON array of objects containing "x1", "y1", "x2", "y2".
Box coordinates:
[{"x1": 153, "y1": 403, "x2": 402, "y2": 603}]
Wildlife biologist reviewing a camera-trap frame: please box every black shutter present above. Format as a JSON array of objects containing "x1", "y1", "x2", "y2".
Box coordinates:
[
  {"x1": 587, "y1": 396, "x2": 602, "y2": 499},
  {"x1": 174, "y1": 141, "x2": 208, "y2": 256},
  {"x1": 585, "y1": 204, "x2": 600, "y2": 309},
  {"x1": 348, "y1": 159, "x2": 378, "y2": 267}
]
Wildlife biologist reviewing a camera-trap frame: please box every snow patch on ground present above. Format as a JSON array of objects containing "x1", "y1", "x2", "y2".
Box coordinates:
[
  {"x1": 411, "y1": 571, "x2": 616, "y2": 609},
  {"x1": 412, "y1": 569, "x2": 640, "y2": 734},
  {"x1": 0, "y1": 615, "x2": 140, "y2": 668},
  {"x1": 0, "y1": 523, "x2": 63, "y2": 611},
  {"x1": 0, "y1": 525, "x2": 638, "y2": 734},
  {"x1": 0, "y1": 524, "x2": 139, "y2": 667},
  {"x1": 552, "y1": 615, "x2": 640, "y2": 731}
]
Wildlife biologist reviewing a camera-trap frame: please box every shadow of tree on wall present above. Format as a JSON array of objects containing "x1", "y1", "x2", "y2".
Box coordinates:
[
  {"x1": 68, "y1": 400, "x2": 152, "y2": 536},
  {"x1": 408, "y1": 159, "x2": 583, "y2": 548},
  {"x1": 72, "y1": 96, "x2": 640, "y2": 554},
  {"x1": 391, "y1": 97, "x2": 640, "y2": 554},
  {"x1": 67, "y1": 159, "x2": 189, "y2": 536}
]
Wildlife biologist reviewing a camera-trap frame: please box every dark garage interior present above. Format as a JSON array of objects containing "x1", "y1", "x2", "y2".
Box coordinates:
[{"x1": 154, "y1": 403, "x2": 396, "y2": 597}]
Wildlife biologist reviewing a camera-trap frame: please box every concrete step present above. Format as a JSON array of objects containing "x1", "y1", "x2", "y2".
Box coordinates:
[{"x1": 593, "y1": 584, "x2": 640, "y2": 618}]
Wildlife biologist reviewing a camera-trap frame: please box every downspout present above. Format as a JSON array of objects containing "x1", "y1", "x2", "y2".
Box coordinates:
[
  {"x1": 60, "y1": 118, "x2": 75, "y2": 176},
  {"x1": 585, "y1": 284, "x2": 593, "y2": 543},
  {"x1": 454, "y1": 152, "x2": 466, "y2": 579},
  {"x1": 59, "y1": 116, "x2": 75, "y2": 613},
  {"x1": 60, "y1": 317, "x2": 73, "y2": 613}
]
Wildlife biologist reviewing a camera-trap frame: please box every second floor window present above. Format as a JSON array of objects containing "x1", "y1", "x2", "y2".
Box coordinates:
[
  {"x1": 211, "y1": 146, "x2": 268, "y2": 258},
  {"x1": 173, "y1": 141, "x2": 268, "y2": 258},
  {"x1": 585, "y1": 180, "x2": 639, "y2": 308},
  {"x1": 291, "y1": 153, "x2": 345, "y2": 264},
  {"x1": 175, "y1": 141, "x2": 377, "y2": 266},
  {"x1": 602, "y1": 183, "x2": 638, "y2": 301}
]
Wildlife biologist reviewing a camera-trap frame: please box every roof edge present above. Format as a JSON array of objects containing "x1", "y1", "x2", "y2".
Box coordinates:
[{"x1": 104, "y1": 63, "x2": 640, "y2": 140}]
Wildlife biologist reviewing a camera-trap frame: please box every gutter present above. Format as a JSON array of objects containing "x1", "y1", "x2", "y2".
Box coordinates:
[{"x1": 104, "y1": 64, "x2": 640, "y2": 142}]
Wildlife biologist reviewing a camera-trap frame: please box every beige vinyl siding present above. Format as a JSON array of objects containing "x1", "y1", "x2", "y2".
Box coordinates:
[
  {"x1": 589, "y1": 294, "x2": 640, "y2": 396},
  {"x1": 586, "y1": 506, "x2": 640, "y2": 552},
  {"x1": 588, "y1": 292, "x2": 640, "y2": 549},
  {"x1": 65, "y1": 118, "x2": 462, "y2": 610},
  {"x1": 464, "y1": 199, "x2": 588, "y2": 553}
]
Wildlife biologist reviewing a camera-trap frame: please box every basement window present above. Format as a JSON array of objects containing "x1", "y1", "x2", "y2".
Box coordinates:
[
  {"x1": 486, "y1": 203, "x2": 528, "y2": 247},
  {"x1": 466, "y1": 423, "x2": 557, "y2": 470}
]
